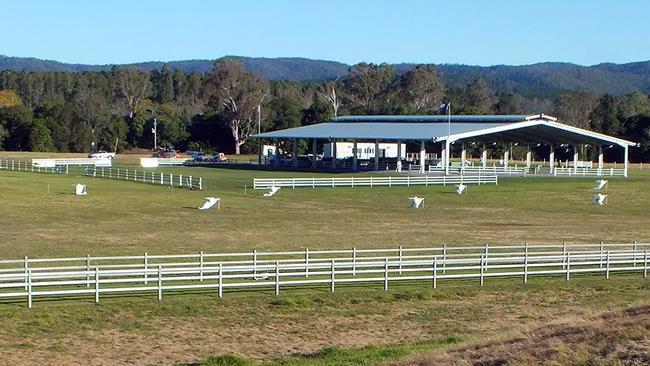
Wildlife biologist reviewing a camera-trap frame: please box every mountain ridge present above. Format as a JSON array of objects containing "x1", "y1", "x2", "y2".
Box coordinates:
[{"x1": 1, "y1": 54, "x2": 650, "y2": 97}]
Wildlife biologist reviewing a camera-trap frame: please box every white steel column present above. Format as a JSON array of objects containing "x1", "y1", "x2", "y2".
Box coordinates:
[
  {"x1": 292, "y1": 139, "x2": 298, "y2": 168},
  {"x1": 526, "y1": 145, "x2": 532, "y2": 168},
  {"x1": 623, "y1": 145, "x2": 630, "y2": 177},
  {"x1": 482, "y1": 143, "x2": 487, "y2": 168},
  {"x1": 461, "y1": 143, "x2": 467, "y2": 167},
  {"x1": 549, "y1": 145, "x2": 555, "y2": 174},
  {"x1": 503, "y1": 148, "x2": 509, "y2": 169},
  {"x1": 353, "y1": 141, "x2": 358, "y2": 171},
  {"x1": 444, "y1": 140, "x2": 451, "y2": 175},
  {"x1": 311, "y1": 139, "x2": 317, "y2": 168},
  {"x1": 332, "y1": 140, "x2": 337, "y2": 170},
  {"x1": 441, "y1": 141, "x2": 447, "y2": 169},
  {"x1": 397, "y1": 140, "x2": 402, "y2": 160},
  {"x1": 419, "y1": 141, "x2": 426, "y2": 174},
  {"x1": 598, "y1": 145, "x2": 604, "y2": 170},
  {"x1": 374, "y1": 140, "x2": 380, "y2": 171},
  {"x1": 573, "y1": 145, "x2": 579, "y2": 174}
]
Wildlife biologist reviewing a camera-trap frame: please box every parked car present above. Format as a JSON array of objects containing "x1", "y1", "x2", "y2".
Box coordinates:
[{"x1": 88, "y1": 151, "x2": 116, "y2": 159}]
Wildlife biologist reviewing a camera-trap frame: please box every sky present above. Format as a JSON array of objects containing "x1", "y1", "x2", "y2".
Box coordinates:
[{"x1": 3, "y1": 0, "x2": 650, "y2": 66}]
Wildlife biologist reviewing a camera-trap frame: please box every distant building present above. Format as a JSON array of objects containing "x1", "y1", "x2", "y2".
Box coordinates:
[{"x1": 323, "y1": 142, "x2": 406, "y2": 160}]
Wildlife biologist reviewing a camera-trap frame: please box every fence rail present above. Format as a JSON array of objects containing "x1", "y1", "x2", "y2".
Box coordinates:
[
  {"x1": 253, "y1": 174, "x2": 497, "y2": 189},
  {"x1": 0, "y1": 160, "x2": 68, "y2": 174},
  {"x1": 83, "y1": 167, "x2": 203, "y2": 190},
  {"x1": 1, "y1": 242, "x2": 647, "y2": 308},
  {"x1": 32, "y1": 158, "x2": 112, "y2": 167},
  {"x1": 553, "y1": 167, "x2": 626, "y2": 177}
]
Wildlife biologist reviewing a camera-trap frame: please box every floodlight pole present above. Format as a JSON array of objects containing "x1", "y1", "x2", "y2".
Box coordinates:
[
  {"x1": 257, "y1": 104, "x2": 262, "y2": 165},
  {"x1": 153, "y1": 118, "x2": 157, "y2": 150}
]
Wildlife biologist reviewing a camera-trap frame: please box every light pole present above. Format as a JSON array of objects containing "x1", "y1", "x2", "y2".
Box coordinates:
[{"x1": 152, "y1": 117, "x2": 157, "y2": 150}]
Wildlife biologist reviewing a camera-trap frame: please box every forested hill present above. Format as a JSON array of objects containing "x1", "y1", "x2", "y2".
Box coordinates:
[{"x1": 1, "y1": 54, "x2": 650, "y2": 96}]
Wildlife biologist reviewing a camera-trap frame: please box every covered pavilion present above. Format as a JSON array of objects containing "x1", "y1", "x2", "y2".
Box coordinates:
[{"x1": 253, "y1": 114, "x2": 636, "y2": 177}]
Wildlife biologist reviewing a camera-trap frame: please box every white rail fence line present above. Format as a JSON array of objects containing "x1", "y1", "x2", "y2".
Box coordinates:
[
  {"x1": 83, "y1": 167, "x2": 203, "y2": 190},
  {"x1": 0, "y1": 160, "x2": 68, "y2": 174},
  {"x1": 140, "y1": 157, "x2": 192, "y2": 168},
  {"x1": 427, "y1": 165, "x2": 530, "y2": 176},
  {"x1": 553, "y1": 167, "x2": 626, "y2": 177},
  {"x1": 253, "y1": 174, "x2": 498, "y2": 189},
  {"x1": 32, "y1": 158, "x2": 112, "y2": 167},
  {"x1": 0, "y1": 243, "x2": 647, "y2": 308}
]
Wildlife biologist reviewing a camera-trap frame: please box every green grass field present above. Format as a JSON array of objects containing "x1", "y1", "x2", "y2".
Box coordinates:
[{"x1": 0, "y1": 153, "x2": 649, "y2": 365}]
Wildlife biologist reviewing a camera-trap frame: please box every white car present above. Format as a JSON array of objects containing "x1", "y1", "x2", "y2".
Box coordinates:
[{"x1": 89, "y1": 151, "x2": 116, "y2": 159}]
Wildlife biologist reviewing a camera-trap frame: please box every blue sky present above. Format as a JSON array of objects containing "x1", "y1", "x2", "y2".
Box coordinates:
[{"x1": 3, "y1": 0, "x2": 649, "y2": 66}]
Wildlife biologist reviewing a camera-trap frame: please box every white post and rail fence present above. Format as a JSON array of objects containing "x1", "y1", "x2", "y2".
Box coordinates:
[
  {"x1": 0, "y1": 242, "x2": 647, "y2": 308},
  {"x1": 253, "y1": 174, "x2": 497, "y2": 189},
  {"x1": 83, "y1": 167, "x2": 203, "y2": 190}
]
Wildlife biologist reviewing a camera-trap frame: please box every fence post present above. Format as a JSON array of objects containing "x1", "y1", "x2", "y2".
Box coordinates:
[
  {"x1": 218, "y1": 263, "x2": 223, "y2": 298},
  {"x1": 253, "y1": 249, "x2": 258, "y2": 277},
  {"x1": 644, "y1": 250, "x2": 648, "y2": 279},
  {"x1": 599, "y1": 241, "x2": 604, "y2": 268},
  {"x1": 432, "y1": 256, "x2": 437, "y2": 289},
  {"x1": 442, "y1": 244, "x2": 447, "y2": 274},
  {"x1": 562, "y1": 242, "x2": 567, "y2": 270},
  {"x1": 479, "y1": 255, "x2": 485, "y2": 286},
  {"x1": 352, "y1": 247, "x2": 357, "y2": 277},
  {"x1": 305, "y1": 248, "x2": 309, "y2": 278},
  {"x1": 484, "y1": 243, "x2": 489, "y2": 272},
  {"x1": 27, "y1": 269, "x2": 33, "y2": 309},
  {"x1": 275, "y1": 261, "x2": 280, "y2": 295},
  {"x1": 24, "y1": 256, "x2": 28, "y2": 290},
  {"x1": 157, "y1": 265, "x2": 163, "y2": 300},
  {"x1": 143, "y1": 252, "x2": 148, "y2": 284},
  {"x1": 331, "y1": 259, "x2": 335, "y2": 292},
  {"x1": 95, "y1": 267, "x2": 100, "y2": 303},
  {"x1": 384, "y1": 258, "x2": 389, "y2": 291},
  {"x1": 524, "y1": 243, "x2": 529, "y2": 284},
  {"x1": 398, "y1": 246, "x2": 403, "y2": 275},
  {"x1": 199, "y1": 251, "x2": 204, "y2": 282},
  {"x1": 86, "y1": 254, "x2": 91, "y2": 288},
  {"x1": 606, "y1": 251, "x2": 610, "y2": 279},
  {"x1": 565, "y1": 252, "x2": 571, "y2": 281},
  {"x1": 633, "y1": 241, "x2": 638, "y2": 267}
]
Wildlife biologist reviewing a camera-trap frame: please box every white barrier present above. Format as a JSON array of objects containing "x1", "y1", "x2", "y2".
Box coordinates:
[
  {"x1": 0, "y1": 160, "x2": 68, "y2": 174},
  {"x1": 83, "y1": 167, "x2": 202, "y2": 190},
  {"x1": 0, "y1": 242, "x2": 647, "y2": 308},
  {"x1": 253, "y1": 174, "x2": 497, "y2": 189},
  {"x1": 554, "y1": 167, "x2": 625, "y2": 177},
  {"x1": 32, "y1": 158, "x2": 112, "y2": 167},
  {"x1": 140, "y1": 158, "x2": 191, "y2": 168}
]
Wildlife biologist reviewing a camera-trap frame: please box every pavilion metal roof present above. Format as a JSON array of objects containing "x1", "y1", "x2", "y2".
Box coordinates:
[{"x1": 253, "y1": 114, "x2": 636, "y2": 147}]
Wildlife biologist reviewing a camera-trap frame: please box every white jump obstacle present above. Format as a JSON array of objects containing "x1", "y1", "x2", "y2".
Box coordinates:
[
  {"x1": 594, "y1": 180, "x2": 608, "y2": 190},
  {"x1": 74, "y1": 184, "x2": 87, "y2": 196},
  {"x1": 593, "y1": 193, "x2": 608, "y2": 206},
  {"x1": 198, "y1": 197, "x2": 220, "y2": 210},
  {"x1": 455, "y1": 184, "x2": 467, "y2": 195},
  {"x1": 409, "y1": 196, "x2": 424, "y2": 208},
  {"x1": 264, "y1": 186, "x2": 281, "y2": 197}
]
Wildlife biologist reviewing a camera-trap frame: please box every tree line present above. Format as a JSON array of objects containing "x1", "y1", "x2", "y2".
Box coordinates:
[{"x1": 0, "y1": 59, "x2": 648, "y2": 160}]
